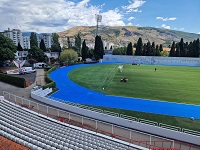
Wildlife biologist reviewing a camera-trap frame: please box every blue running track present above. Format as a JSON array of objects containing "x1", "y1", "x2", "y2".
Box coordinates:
[{"x1": 49, "y1": 64, "x2": 200, "y2": 119}]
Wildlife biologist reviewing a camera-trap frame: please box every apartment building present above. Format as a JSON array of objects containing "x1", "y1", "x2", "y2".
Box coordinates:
[
  {"x1": 2, "y1": 28, "x2": 30, "y2": 49},
  {"x1": 37, "y1": 33, "x2": 52, "y2": 49},
  {"x1": 23, "y1": 36, "x2": 31, "y2": 49}
]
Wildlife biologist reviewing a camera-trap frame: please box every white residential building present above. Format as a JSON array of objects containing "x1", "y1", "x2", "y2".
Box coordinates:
[
  {"x1": 15, "y1": 51, "x2": 29, "y2": 60},
  {"x1": 44, "y1": 52, "x2": 59, "y2": 62},
  {"x1": 2, "y1": 28, "x2": 23, "y2": 47},
  {"x1": 23, "y1": 36, "x2": 30, "y2": 49},
  {"x1": 1, "y1": 28, "x2": 30, "y2": 49},
  {"x1": 37, "y1": 33, "x2": 52, "y2": 49}
]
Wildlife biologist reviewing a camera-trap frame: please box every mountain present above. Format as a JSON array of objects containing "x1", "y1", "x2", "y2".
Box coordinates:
[{"x1": 58, "y1": 26, "x2": 200, "y2": 47}]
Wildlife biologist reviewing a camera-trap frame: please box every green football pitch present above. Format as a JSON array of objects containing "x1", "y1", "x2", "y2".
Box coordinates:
[
  {"x1": 68, "y1": 64, "x2": 200, "y2": 105},
  {"x1": 68, "y1": 64, "x2": 200, "y2": 131}
]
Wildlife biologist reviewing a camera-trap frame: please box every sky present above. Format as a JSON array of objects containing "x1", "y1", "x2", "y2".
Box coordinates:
[{"x1": 0, "y1": 0, "x2": 200, "y2": 34}]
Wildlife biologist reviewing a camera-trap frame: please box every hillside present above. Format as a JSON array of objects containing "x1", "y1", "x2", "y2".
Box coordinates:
[{"x1": 58, "y1": 26, "x2": 200, "y2": 47}]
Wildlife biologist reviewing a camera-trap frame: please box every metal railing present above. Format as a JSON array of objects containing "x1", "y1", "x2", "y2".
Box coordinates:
[
  {"x1": 2, "y1": 91, "x2": 177, "y2": 149},
  {"x1": 48, "y1": 96, "x2": 200, "y2": 137},
  {"x1": 3, "y1": 91, "x2": 200, "y2": 149}
]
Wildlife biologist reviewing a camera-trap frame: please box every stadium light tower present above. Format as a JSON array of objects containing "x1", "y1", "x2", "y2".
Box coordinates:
[{"x1": 95, "y1": 14, "x2": 102, "y2": 36}]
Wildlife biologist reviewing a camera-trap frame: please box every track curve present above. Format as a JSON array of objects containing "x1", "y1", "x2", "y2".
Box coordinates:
[{"x1": 49, "y1": 64, "x2": 200, "y2": 119}]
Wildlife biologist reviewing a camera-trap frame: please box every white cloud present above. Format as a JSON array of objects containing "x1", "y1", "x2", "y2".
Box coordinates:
[
  {"x1": 122, "y1": 0, "x2": 145, "y2": 13},
  {"x1": 135, "y1": 24, "x2": 140, "y2": 26},
  {"x1": 197, "y1": 32, "x2": 200, "y2": 34},
  {"x1": 156, "y1": 17, "x2": 177, "y2": 21},
  {"x1": 127, "y1": 22, "x2": 133, "y2": 26},
  {"x1": 76, "y1": 0, "x2": 90, "y2": 7},
  {"x1": 179, "y1": 28, "x2": 184, "y2": 31},
  {"x1": 133, "y1": 8, "x2": 142, "y2": 12},
  {"x1": 161, "y1": 24, "x2": 170, "y2": 29},
  {"x1": 101, "y1": 9, "x2": 125, "y2": 26},
  {"x1": 127, "y1": 16, "x2": 135, "y2": 21},
  {"x1": 0, "y1": 0, "x2": 125, "y2": 33}
]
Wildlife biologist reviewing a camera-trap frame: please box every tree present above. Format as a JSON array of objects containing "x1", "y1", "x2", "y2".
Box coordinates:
[
  {"x1": 169, "y1": 41, "x2": 176, "y2": 57},
  {"x1": 75, "y1": 33, "x2": 81, "y2": 55},
  {"x1": 194, "y1": 38, "x2": 200, "y2": 57},
  {"x1": 81, "y1": 40, "x2": 88, "y2": 60},
  {"x1": 187, "y1": 41, "x2": 194, "y2": 57},
  {"x1": 179, "y1": 38, "x2": 186, "y2": 57},
  {"x1": 142, "y1": 43, "x2": 147, "y2": 56},
  {"x1": 159, "y1": 44, "x2": 163, "y2": 52},
  {"x1": 151, "y1": 42, "x2": 156, "y2": 56},
  {"x1": 146, "y1": 41, "x2": 151, "y2": 56},
  {"x1": 155, "y1": 44, "x2": 161, "y2": 56},
  {"x1": 126, "y1": 42, "x2": 133, "y2": 55},
  {"x1": 112, "y1": 47, "x2": 126, "y2": 55},
  {"x1": 28, "y1": 46, "x2": 47, "y2": 62},
  {"x1": 88, "y1": 49, "x2": 94, "y2": 59},
  {"x1": 51, "y1": 33, "x2": 61, "y2": 53},
  {"x1": 94, "y1": 35, "x2": 104, "y2": 60},
  {"x1": 40, "y1": 39, "x2": 46, "y2": 52},
  {"x1": 175, "y1": 44, "x2": 181, "y2": 57},
  {"x1": 60, "y1": 49, "x2": 78, "y2": 64},
  {"x1": 67, "y1": 37, "x2": 71, "y2": 48},
  {"x1": 135, "y1": 37, "x2": 143, "y2": 56},
  {"x1": 160, "y1": 50, "x2": 169, "y2": 57},
  {"x1": 0, "y1": 34, "x2": 16, "y2": 65},
  {"x1": 17, "y1": 42, "x2": 23, "y2": 51},
  {"x1": 0, "y1": 48, "x2": 15, "y2": 65},
  {"x1": 30, "y1": 32, "x2": 38, "y2": 48}
]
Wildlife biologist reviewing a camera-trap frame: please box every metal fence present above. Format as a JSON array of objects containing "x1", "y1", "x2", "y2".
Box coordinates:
[
  {"x1": 49, "y1": 96, "x2": 200, "y2": 137},
  {"x1": 2, "y1": 91, "x2": 200, "y2": 150}
]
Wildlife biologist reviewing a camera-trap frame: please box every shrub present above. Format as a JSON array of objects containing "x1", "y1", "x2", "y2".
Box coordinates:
[
  {"x1": 43, "y1": 66, "x2": 57, "y2": 89},
  {"x1": 0, "y1": 73, "x2": 26, "y2": 88}
]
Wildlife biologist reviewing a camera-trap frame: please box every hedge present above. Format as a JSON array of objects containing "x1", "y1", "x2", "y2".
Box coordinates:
[
  {"x1": 43, "y1": 66, "x2": 57, "y2": 89},
  {"x1": 0, "y1": 73, "x2": 26, "y2": 88}
]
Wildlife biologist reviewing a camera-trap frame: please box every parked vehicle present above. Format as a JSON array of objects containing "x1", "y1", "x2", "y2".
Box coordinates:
[
  {"x1": 18, "y1": 67, "x2": 36, "y2": 74},
  {"x1": 33, "y1": 62, "x2": 48, "y2": 68}
]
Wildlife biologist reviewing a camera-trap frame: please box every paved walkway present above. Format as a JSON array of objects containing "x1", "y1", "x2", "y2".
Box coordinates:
[
  {"x1": 0, "y1": 69, "x2": 45, "y2": 100},
  {"x1": 49, "y1": 64, "x2": 200, "y2": 119}
]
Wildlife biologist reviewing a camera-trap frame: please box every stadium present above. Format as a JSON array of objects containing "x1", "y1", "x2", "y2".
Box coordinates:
[{"x1": 1, "y1": 55, "x2": 200, "y2": 150}]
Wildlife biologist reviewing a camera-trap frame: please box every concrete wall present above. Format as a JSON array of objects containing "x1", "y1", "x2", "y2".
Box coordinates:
[
  {"x1": 103, "y1": 55, "x2": 200, "y2": 66},
  {"x1": 31, "y1": 92, "x2": 200, "y2": 145}
]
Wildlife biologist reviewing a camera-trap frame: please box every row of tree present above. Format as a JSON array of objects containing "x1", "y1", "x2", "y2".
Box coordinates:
[
  {"x1": 169, "y1": 38, "x2": 200, "y2": 57},
  {"x1": 112, "y1": 38, "x2": 164, "y2": 56},
  {"x1": 80, "y1": 35, "x2": 104, "y2": 60},
  {"x1": 135, "y1": 38, "x2": 163, "y2": 56},
  {"x1": 112, "y1": 37, "x2": 200, "y2": 58}
]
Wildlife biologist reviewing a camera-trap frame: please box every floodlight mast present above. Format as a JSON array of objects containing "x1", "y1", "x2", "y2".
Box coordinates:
[{"x1": 95, "y1": 14, "x2": 102, "y2": 36}]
